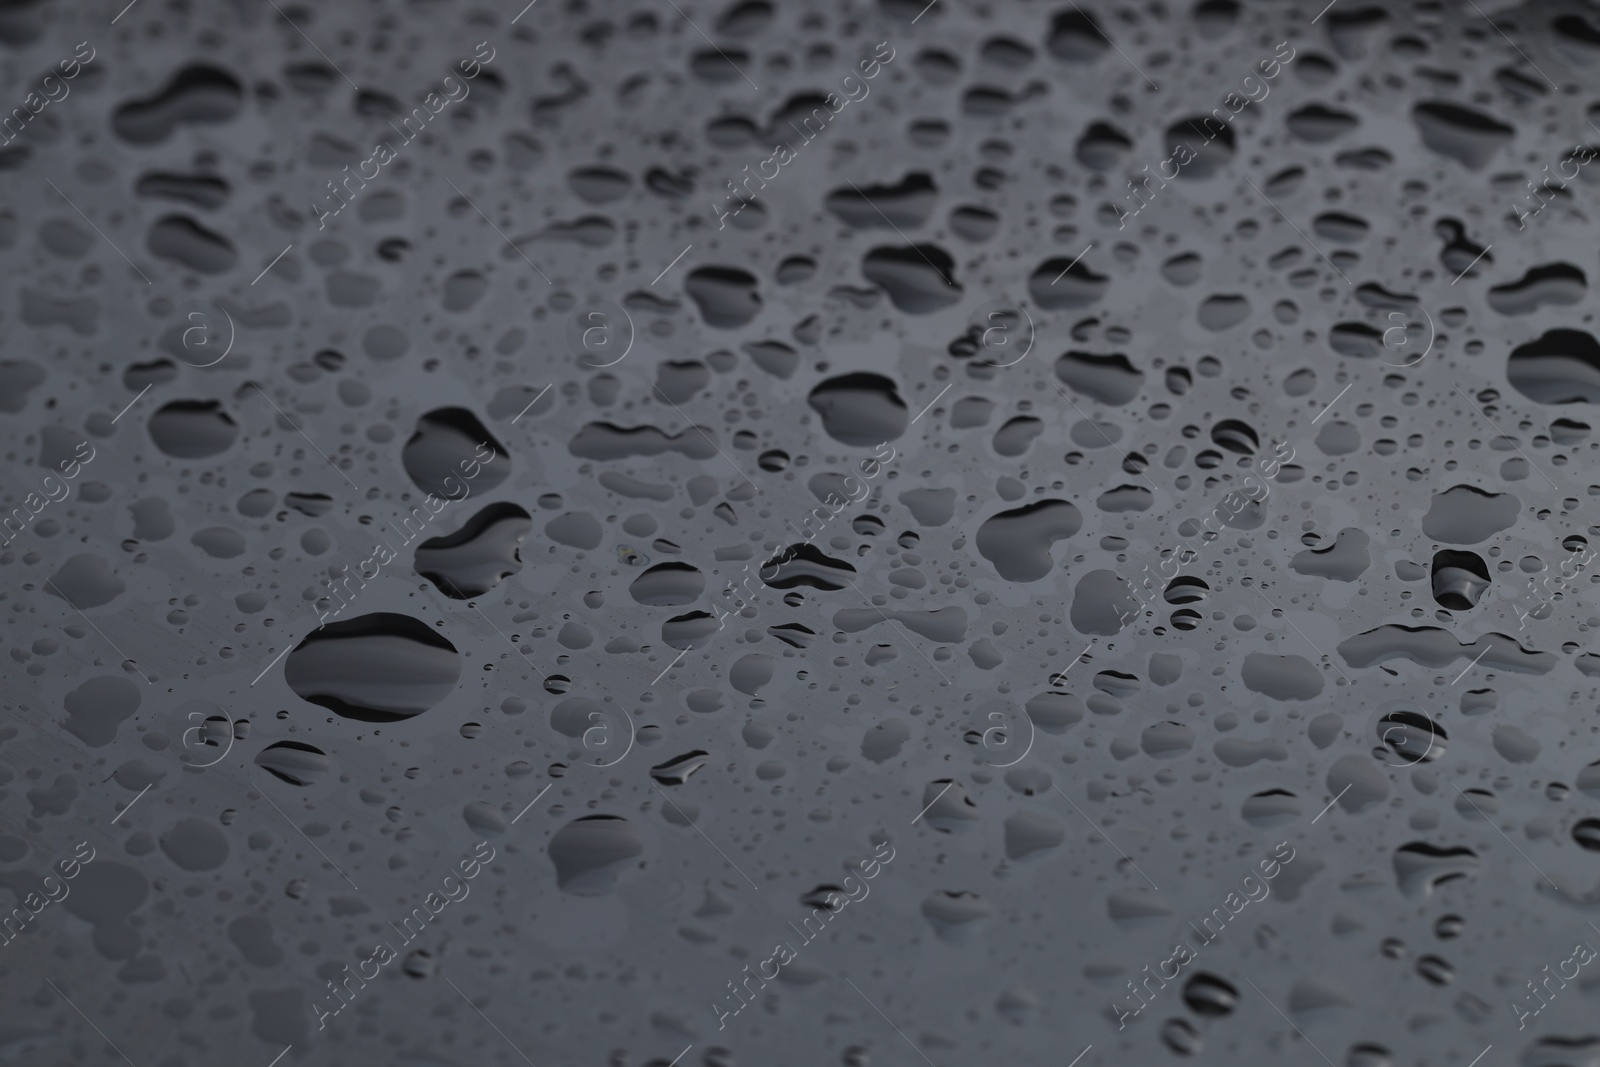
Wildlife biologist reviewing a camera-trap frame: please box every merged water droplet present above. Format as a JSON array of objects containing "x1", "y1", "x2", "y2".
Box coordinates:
[{"x1": 284, "y1": 613, "x2": 461, "y2": 723}]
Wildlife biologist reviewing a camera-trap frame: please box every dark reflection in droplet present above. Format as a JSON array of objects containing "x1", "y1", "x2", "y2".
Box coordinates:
[
  {"x1": 1047, "y1": 8, "x2": 1111, "y2": 61},
  {"x1": 1393, "y1": 841, "x2": 1481, "y2": 899},
  {"x1": 1029, "y1": 256, "x2": 1107, "y2": 309},
  {"x1": 1164, "y1": 116, "x2": 1236, "y2": 178},
  {"x1": 684, "y1": 265, "x2": 762, "y2": 327},
  {"x1": 548, "y1": 815, "x2": 644, "y2": 895},
  {"x1": 629, "y1": 562, "x2": 706, "y2": 606},
  {"x1": 1430, "y1": 550, "x2": 1489, "y2": 610},
  {"x1": 254, "y1": 741, "x2": 331, "y2": 787},
  {"x1": 1157, "y1": 1017, "x2": 1201, "y2": 1056},
  {"x1": 1347, "y1": 1043, "x2": 1394, "y2": 1067},
  {"x1": 1210, "y1": 418, "x2": 1258, "y2": 454},
  {"x1": 148, "y1": 399, "x2": 239, "y2": 458},
  {"x1": 1415, "y1": 954, "x2": 1453, "y2": 985},
  {"x1": 415, "y1": 502, "x2": 532, "y2": 599},
  {"x1": 976, "y1": 500, "x2": 1083, "y2": 582},
  {"x1": 567, "y1": 165, "x2": 631, "y2": 203},
  {"x1": 1411, "y1": 100, "x2": 1514, "y2": 169},
  {"x1": 807, "y1": 373, "x2": 907, "y2": 445},
  {"x1": 1286, "y1": 103, "x2": 1360, "y2": 142},
  {"x1": 760, "y1": 543, "x2": 858, "y2": 590},
  {"x1": 112, "y1": 64, "x2": 244, "y2": 145},
  {"x1": 861, "y1": 245, "x2": 962, "y2": 313},
  {"x1": 147, "y1": 214, "x2": 236, "y2": 273},
  {"x1": 1075, "y1": 121, "x2": 1132, "y2": 171},
  {"x1": 825, "y1": 172, "x2": 937, "y2": 229},
  {"x1": 284, "y1": 612, "x2": 461, "y2": 723},
  {"x1": 716, "y1": 0, "x2": 773, "y2": 36},
  {"x1": 650, "y1": 751, "x2": 710, "y2": 785},
  {"x1": 1487, "y1": 263, "x2": 1584, "y2": 316},
  {"x1": 1055, "y1": 351, "x2": 1143, "y2": 405},
  {"x1": 1507, "y1": 328, "x2": 1600, "y2": 404},
  {"x1": 401, "y1": 407, "x2": 511, "y2": 498}
]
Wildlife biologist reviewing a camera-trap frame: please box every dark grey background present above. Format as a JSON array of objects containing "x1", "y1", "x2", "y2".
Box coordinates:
[{"x1": 2, "y1": 1, "x2": 1598, "y2": 1065}]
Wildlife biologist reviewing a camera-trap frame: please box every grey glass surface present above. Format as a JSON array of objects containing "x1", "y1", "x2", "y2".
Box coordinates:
[{"x1": 1, "y1": 2, "x2": 1598, "y2": 1066}]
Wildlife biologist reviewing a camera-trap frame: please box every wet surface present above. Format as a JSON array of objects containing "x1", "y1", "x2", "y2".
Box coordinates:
[{"x1": 6, "y1": 1, "x2": 1600, "y2": 1066}]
